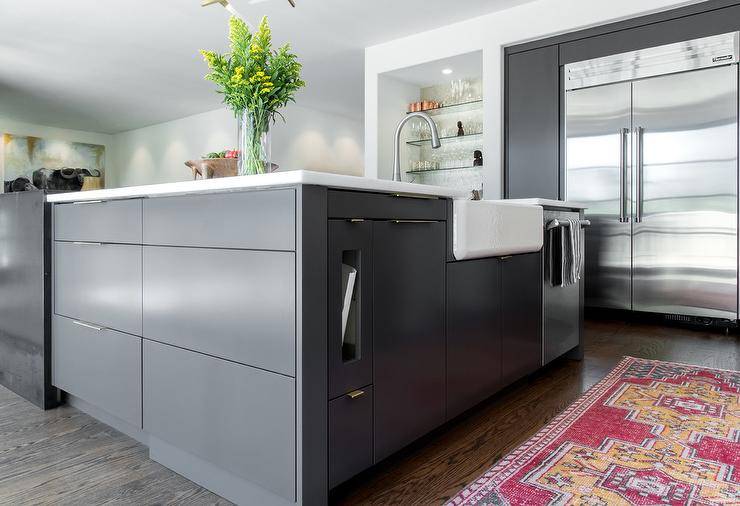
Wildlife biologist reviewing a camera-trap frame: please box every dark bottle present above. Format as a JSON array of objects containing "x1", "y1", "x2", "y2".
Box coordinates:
[{"x1": 473, "y1": 150, "x2": 483, "y2": 167}]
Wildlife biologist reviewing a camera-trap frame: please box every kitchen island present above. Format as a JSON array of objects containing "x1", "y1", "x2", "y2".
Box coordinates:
[{"x1": 42, "y1": 171, "x2": 581, "y2": 505}]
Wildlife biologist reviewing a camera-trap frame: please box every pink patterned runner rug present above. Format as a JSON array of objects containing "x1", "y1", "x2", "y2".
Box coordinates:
[{"x1": 448, "y1": 356, "x2": 739, "y2": 505}]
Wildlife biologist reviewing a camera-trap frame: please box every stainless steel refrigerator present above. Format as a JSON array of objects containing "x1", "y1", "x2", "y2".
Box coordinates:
[{"x1": 565, "y1": 32, "x2": 739, "y2": 321}]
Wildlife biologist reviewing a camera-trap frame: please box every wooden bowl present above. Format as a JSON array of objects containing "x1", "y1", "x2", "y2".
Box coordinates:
[{"x1": 185, "y1": 159, "x2": 279, "y2": 179}]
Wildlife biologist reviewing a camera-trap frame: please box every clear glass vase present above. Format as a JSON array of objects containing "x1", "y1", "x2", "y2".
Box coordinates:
[{"x1": 237, "y1": 108, "x2": 271, "y2": 175}]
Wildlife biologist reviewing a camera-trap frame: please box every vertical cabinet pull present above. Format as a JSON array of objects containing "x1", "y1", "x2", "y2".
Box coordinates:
[
  {"x1": 618, "y1": 128, "x2": 629, "y2": 223},
  {"x1": 635, "y1": 126, "x2": 644, "y2": 223}
]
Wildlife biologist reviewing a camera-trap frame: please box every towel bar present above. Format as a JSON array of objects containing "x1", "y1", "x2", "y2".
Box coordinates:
[{"x1": 545, "y1": 219, "x2": 591, "y2": 231}]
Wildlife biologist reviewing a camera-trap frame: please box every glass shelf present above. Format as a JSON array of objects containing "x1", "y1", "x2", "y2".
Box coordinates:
[
  {"x1": 407, "y1": 132, "x2": 483, "y2": 147},
  {"x1": 406, "y1": 165, "x2": 481, "y2": 174},
  {"x1": 406, "y1": 99, "x2": 483, "y2": 116}
]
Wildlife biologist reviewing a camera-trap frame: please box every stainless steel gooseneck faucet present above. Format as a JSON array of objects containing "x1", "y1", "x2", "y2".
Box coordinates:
[{"x1": 392, "y1": 111, "x2": 441, "y2": 182}]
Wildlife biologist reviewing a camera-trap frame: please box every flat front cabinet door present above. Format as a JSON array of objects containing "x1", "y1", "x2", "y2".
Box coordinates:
[
  {"x1": 566, "y1": 81, "x2": 632, "y2": 310},
  {"x1": 373, "y1": 220, "x2": 446, "y2": 462},
  {"x1": 507, "y1": 45, "x2": 560, "y2": 199},
  {"x1": 446, "y1": 258, "x2": 502, "y2": 420},
  {"x1": 327, "y1": 220, "x2": 372, "y2": 400},
  {"x1": 632, "y1": 66, "x2": 738, "y2": 319},
  {"x1": 501, "y1": 253, "x2": 542, "y2": 385}
]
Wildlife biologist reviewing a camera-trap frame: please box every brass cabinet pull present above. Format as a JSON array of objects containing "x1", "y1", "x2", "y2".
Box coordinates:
[
  {"x1": 346, "y1": 389, "x2": 365, "y2": 399},
  {"x1": 347, "y1": 218, "x2": 365, "y2": 223},
  {"x1": 391, "y1": 220, "x2": 439, "y2": 224},
  {"x1": 499, "y1": 255, "x2": 513, "y2": 260},
  {"x1": 389, "y1": 193, "x2": 439, "y2": 200}
]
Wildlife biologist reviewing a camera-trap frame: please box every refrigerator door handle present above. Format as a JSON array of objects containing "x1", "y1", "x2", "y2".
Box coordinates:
[
  {"x1": 635, "y1": 126, "x2": 644, "y2": 223},
  {"x1": 619, "y1": 128, "x2": 629, "y2": 222}
]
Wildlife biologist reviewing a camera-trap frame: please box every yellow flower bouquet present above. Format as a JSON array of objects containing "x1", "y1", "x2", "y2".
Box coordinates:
[{"x1": 201, "y1": 16, "x2": 305, "y2": 175}]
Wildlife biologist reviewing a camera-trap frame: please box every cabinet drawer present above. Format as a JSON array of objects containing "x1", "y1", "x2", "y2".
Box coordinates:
[
  {"x1": 143, "y1": 246, "x2": 295, "y2": 376},
  {"x1": 52, "y1": 315, "x2": 141, "y2": 427},
  {"x1": 54, "y1": 199, "x2": 142, "y2": 244},
  {"x1": 329, "y1": 386, "x2": 373, "y2": 489},
  {"x1": 327, "y1": 190, "x2": 448, "y2": 221},
  {"x1": 143, "y1": 189, "x2": 295, "y2": 250},
  {"x1": 54, "y1": 242, "x2": 142, "y2": 336},
  {"x1": 143, "y1": 340, "x2": 295, "y2": 501}
]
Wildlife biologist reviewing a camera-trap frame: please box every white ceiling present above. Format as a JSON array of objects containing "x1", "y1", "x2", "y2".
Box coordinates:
[{"x1": 0, "y1": 0, "x2": 534, "y2": 134}]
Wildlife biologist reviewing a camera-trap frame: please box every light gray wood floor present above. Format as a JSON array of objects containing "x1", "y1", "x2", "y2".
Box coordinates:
[{"x1": 0, "y1": 387, "x2": 232, "y2": 505}]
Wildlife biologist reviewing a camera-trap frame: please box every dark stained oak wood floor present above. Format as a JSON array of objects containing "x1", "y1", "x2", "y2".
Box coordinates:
[{"x1": 0, "y1": 319, "x2": 736, "y2": 505}]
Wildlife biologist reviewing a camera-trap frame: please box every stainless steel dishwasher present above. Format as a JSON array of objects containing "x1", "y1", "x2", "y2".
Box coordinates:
[{"x1": 542, "y1": 208, "x2": 586, "y2": 365}]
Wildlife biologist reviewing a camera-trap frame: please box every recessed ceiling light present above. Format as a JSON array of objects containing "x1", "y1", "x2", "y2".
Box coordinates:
[{"x1": 442, "y1": 68, "x2": 453, "y2": 75}]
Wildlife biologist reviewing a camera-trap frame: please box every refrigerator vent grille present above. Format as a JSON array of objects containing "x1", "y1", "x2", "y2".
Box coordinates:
[{"x1": 565, "y1": 32, "x2": 739, "y2": 90}]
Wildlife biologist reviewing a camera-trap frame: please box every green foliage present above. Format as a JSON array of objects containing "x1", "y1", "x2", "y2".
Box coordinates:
[{"x1": 200, "y1": 16, "x2": 305, "y2": 120}]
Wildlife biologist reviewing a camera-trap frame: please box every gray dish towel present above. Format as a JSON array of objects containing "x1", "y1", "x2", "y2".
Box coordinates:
[{"x1": 547, "y1": 219, "x2": 584, "y2": 287}]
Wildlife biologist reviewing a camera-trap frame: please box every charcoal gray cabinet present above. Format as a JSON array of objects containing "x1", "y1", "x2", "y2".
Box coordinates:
[
  {"x1": 328, "y1": 386, "x2": 373, "y2": 489},
  {"x1": 446, "y1": 258, "x2": 502, "y2": 420},
  {"x1": 501, "y1": 252, "x2": 543, "y2": 384},
  {"x1": 327, "y1": 220, "x2": 373, "y2": 400},
  {"x1": 505, "y1": 45, "x2": 560, "y2": 199},
  {"x1": 373, "y1": 220, "x2": 446, "y2": 462}
]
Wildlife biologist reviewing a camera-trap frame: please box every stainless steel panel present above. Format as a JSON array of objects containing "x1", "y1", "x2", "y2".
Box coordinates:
[
  {"x1": 54, "y1": 242, "x2": 143, "y2": 335},
  {"x1": 143, "y1": 246, "x2": 295, "y2": 376},
  {"x1": 143, "y1": 189, "x2": 295, "y2": 251},
  {"x1": 566, "y1": 82, "x2": 632, "y2": 310},
  {"x1": 143, "y1": 340, "x2": 296, "y2": 501},
  {"x1": 565, "y1": 32, "x2": 739, "y2": 90},
  {"x1": 632, "y1": 65, "x2": 738, "y2": 319},
  {"x1": 54, "y1": 199, "x2": 142, "y2": 244},
  {"x1": 52, "y1": 315, "x2": 141, "y2": 427}
]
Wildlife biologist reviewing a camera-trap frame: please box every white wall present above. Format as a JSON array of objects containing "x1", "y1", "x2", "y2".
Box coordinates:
[
  {"x1": 377, "y1": 75, "x2": 420, "y2": 181},
  {"x1": 109, "y1": 103, "x2": 364, "y2": 188},
  {"x1": 365, "y1": 0, "x2": 705, "y2": 198},
  {"x1": 0, "y1": 117, "x2": 113, "y2": 185}
]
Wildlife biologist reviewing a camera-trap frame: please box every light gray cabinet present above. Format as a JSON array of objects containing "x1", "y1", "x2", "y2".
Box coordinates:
[
  {"x1": 143, "y1": 189, "x2": 295, "y2": 251},
  {"x1": 143, "y1": 340, "x2": 296, "y2": 501},
  {"x1": 54, "y1": 241, "x2": 142, "y2": 336},
  {"x1": 52, "y1": 315, "x2": 141, "y2": 427},
  {"x1": 142, "y1": 246, "x2": 295, "y2": 376},
  {"x1": 54, "y1": 199, "x2": 142, "y2": 244}
]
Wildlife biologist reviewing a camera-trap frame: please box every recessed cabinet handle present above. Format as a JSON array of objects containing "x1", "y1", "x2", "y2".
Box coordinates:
[
  {"x1": 346, "y1": 389, "x2": 365, "y2": 400},
  {"x1": 72, "y1": 241, "x2": 104, "y2": 246},
  {"x1": 72, "y1": 320, "x2": 105, "y2": 332}
]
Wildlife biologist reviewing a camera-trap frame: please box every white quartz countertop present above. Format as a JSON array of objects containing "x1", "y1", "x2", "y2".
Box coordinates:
[
  {"x1": 46, "y1": 170, "x2": 471, "y2": 203},
  {"x1": 505, "y1": 198, "x2": 587, "y2": 209}
]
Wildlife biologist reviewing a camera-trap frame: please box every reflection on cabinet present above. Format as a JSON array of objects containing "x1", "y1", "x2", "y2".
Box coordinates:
[
  {"x1": 54, "y1": 241, "x2": 143, "y2": 336},
  {"x1": 501, "y1": 252, "x2": 543, "y2": 385},
  {"x1": 373, "y1": 220, "x2": 446, "y2": 462},
  {"x1": 446, "y1": 258, "x2": 502, "y2": 420}
]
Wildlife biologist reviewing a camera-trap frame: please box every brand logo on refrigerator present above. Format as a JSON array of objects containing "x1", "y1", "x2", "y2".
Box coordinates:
[{"x1": 712, "y1": 54, "x2": 734, "y2": 63}]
